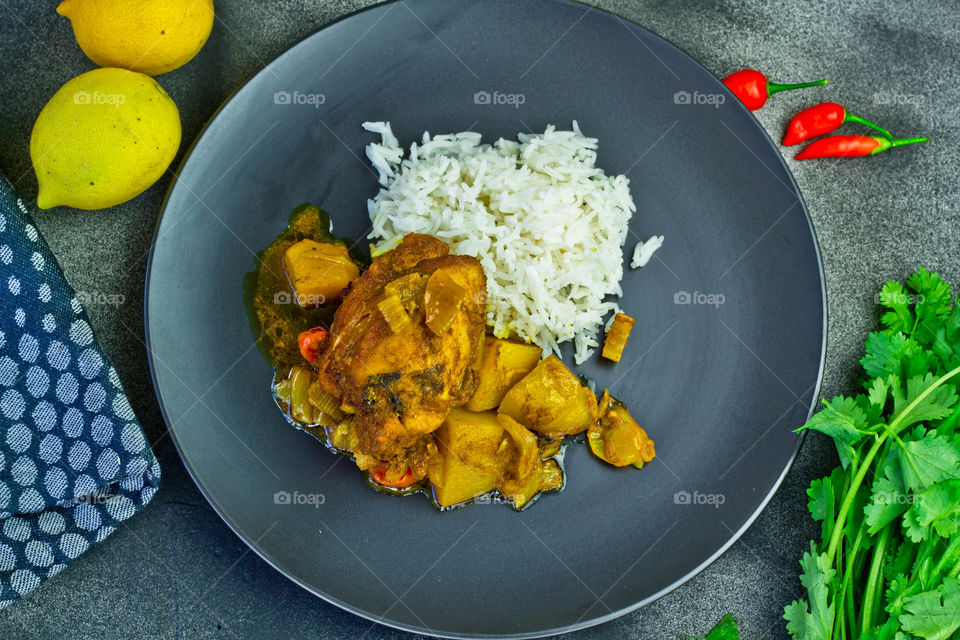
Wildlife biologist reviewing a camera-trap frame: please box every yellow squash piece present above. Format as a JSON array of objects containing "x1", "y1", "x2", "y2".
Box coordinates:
[
  {"x1": 306, "y1": 382, "x2": 343, "y2": 428},
  {"x1": 424, "y1": 268, "x2": 468, "y2": 335},
  {"x1": 465, "y1": 337, "x2": 543, "y2": 411},
  {"x1": 496, "y1": 414, "x2": 541, "y2": 508},
  {"x1": 587, "y1": 391, "x2": 656, "y2": 468},
  {"x1": 384, "y1": 272, "x2": 428, "y2": 311},
  {"x1": 273, "y1": 366, "x2": 318, "y2": 424},
  {"x1": 326, "y1": 416, "x2": 358, "y2": 453},
  {"x1": 377, "y1": 295, "x2": 411, "y2": 334},
  {"x1": 602, "y1": 313, "x2": 636, "y2": 362},
  {"x1": 283, "y1": 239, "x2": 359, "y2": 308},
  {"x1": 498, "y1": 355, "x2": 598, "y2": 436},
  {"x1": 470, "y1": 331, "x2": 487, "y2": 375},
  {"x1": 430, "y1": 409, "x2": 505, "y2": 507}
]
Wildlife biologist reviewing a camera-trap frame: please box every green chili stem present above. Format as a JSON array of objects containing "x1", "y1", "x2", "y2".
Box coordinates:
[
  {"x1": 874, "y1": 136, "x2": 931, "y2": 155},
  {"x1": 845, "y1": 113, "x2": 893, "y2": 140},
  {"x1": 891, "y1": 137, "x2": 931, "y2": 147},
  {"x1": 767, "y1": 78, "x2": 830, "y2": 95}
]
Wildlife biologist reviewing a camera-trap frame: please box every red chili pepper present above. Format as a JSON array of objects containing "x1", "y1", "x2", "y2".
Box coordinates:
[
  {"x1": 783, "y1": 102, "x2": 893, "y2": 146},
  {"x1": 369, "y1": 463, "x2": 419, "y2": 489},
  {"x1": 723, "y1": 69, "x2": 829, "y2": 111},
  {"x1": 297, "y1": 326, "x2": 329, "y2": 364},
  {"x1": 795, "y1": 135, "x2": 929, "y2": 160}
]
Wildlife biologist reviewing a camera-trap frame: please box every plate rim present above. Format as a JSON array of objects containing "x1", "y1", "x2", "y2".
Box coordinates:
[{"x1": 143, "y1": 0, "x2": 828, "y2": 636}]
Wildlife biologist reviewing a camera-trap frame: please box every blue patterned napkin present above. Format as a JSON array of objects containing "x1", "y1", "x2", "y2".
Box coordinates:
[{"x1": 0, "y1": 172, "x2": 160, "y2": 608}]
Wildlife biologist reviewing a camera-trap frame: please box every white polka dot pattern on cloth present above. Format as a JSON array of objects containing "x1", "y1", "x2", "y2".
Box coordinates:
[{"x1": 0, "y1": 173, "x2": 160, "y2": 609}]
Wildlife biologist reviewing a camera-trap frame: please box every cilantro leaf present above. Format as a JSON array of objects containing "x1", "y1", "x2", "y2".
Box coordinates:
[
  {"x1": 685, "y1": 613, "x2": 739, "y2": 640},
  {"x1": 885, "y1": 573, "x2": 911, "y2": 615},
  {"x1": 930, "y1": 308, "x2": 960, "y2": 370},
  {"x1": 891, "y1": 373, "x2": 959, "y2": 431},
  {"x1": 884, "y1": 539, "x2": 917, "y2": 586},
  {"x1": 865, "y1": 461, "x2": 909, "y2": 534},
  {"x1": 861, "y1": 332, "x2": 938, "y2": 384},
  {"x1": 861, "y1": 618, "x2": 905, "y2": 640},
  {"x1": 908, "y1": 267, "x2": 954, "y2": 328},
  {"x1": 808, "y1": 467, "x2": 846, "y2": 541},
  {"x1": 868, "y1": 376, "x2": 891, "y2": 413},
  {"x1": 862, "y1": 332, "x2": 915, "y2": 378},
  {"x1": 900, "y1": 577, "x2": 960, "y2": 640},
  {"x1": 879, "y1": 280, "x2": 915, "y2": 333},
  {"x1": 807, "y1": 476, "x2": 832, "y2": 522},
  {"x1": 895, "y1": 428, "x2": 960, "y2": 493},
  {"x1": 933, "y1": 402, "x2": 960, "y2": 438},
  {"x1": 801, "y1": 396, "x2": 869, "y2": 468},
  {"x1": 903, "y1": 480, "x2": 960, "y2": 542},
  {"x1": 784, "y1": 543, "x2": 835, "y2": 640}
]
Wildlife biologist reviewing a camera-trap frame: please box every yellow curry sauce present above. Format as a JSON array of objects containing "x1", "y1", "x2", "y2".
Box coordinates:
[{"x1": 245, "y1": 203, "x2": 653, "y2": 510}]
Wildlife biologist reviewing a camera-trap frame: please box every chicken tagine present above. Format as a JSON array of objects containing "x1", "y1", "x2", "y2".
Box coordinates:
[{"x1": 245, "y1": 203, "x2": 655, "y2": 510}]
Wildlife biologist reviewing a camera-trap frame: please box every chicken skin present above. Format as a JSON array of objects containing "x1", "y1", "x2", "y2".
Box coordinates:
[{"x1": 316, "y1": 234, "x2": 487, "y2": 462}]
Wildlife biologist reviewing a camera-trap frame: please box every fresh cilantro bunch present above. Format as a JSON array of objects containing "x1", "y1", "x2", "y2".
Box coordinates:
[{"x1": 786, "y1": 267, "x2": 960, "y2": 639}]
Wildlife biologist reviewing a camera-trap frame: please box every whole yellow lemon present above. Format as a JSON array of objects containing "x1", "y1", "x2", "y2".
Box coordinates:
[
  {"x1": 31, "y1": 68, "x2": 181, "y2": 210},
  {"x1": 57, "y1": 0, "x2": 214, "y2": 76}
]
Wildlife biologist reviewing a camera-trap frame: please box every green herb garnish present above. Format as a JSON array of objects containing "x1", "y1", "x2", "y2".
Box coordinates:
[
  {"x1": 687, "y1": 613, "x2": 740, "y2": 640},
  {"x1": 786, "y1": 267, "x2": 960, "y2": 639}
]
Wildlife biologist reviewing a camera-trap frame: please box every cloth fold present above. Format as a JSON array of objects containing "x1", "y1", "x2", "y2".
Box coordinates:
[{"x1": 0, "y1": 171, "x2": 159, "y2": 608}]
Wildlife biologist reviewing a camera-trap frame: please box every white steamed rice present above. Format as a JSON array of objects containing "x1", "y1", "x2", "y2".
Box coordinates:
[
  {"x1": 363, "y1": 121, "x2": 640, "y2": 364},
  {"x1": 631, "y1": 235, "x2": 664, "y2": 269}
]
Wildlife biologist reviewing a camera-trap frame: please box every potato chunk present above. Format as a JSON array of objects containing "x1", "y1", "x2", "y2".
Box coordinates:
[
  {"x1": 498, "y1": 355, "x2": 598, "y2": 436},
  {"x1": 465, "y1": 337, "x2": 542, "y2": 411},
  {"x1": 430, "y1": 409, "x2": 506, "y2": 507},
  {"x1": 283, "y1": 239, "x2": 359, "y2": 308}
]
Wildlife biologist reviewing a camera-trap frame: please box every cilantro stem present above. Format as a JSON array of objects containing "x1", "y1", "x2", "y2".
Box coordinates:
[
  {"x1": 826, "y1": 363, "x2": 960, "y2": 564},
  {"x1": 912, "y1": 542, "x2": 934, "y2": 589},
  {"x1": 827, "y1": 435, "x2": 883, "y2": 563},
  {"x1": 950, "y1": 555, "x2": 960, "y2": 579},
  {"x1": 860, "y1": 524, "x2": 890, "y2": 635},
  {"x1": 837, "y1": 523, "x2": 866, "y2": 638},
  {"x1": 931, "y1": 537, "x2": 960, "y2": 582}
]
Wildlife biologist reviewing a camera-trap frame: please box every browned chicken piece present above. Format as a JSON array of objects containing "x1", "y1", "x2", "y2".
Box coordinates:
[{"x1": 316, "y1": 234, "x2": 487, "y2": 464}]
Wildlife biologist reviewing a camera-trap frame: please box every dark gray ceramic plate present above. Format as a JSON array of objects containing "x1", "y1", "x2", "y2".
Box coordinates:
[{"x1": 145, "y1": 0, "x2": 826, "y2": 637}]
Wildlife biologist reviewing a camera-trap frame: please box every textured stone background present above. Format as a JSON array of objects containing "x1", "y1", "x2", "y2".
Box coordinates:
[{"x1": 0, "y1": 0, "x2": 957, "y2": 638}]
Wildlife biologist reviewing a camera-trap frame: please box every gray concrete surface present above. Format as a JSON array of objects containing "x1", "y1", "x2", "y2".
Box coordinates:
[{"x1": 0, "y1": 0, "x2": 957, "y2": 638}]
